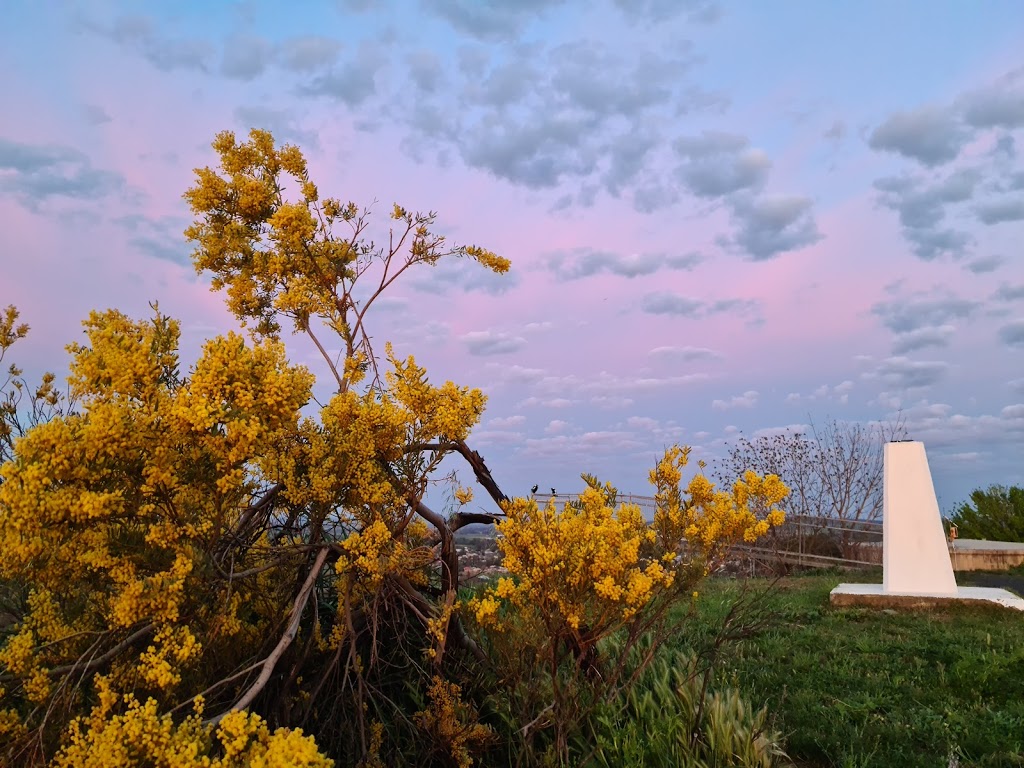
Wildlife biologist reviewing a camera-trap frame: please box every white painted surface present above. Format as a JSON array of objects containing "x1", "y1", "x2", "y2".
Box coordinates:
[
  {"x1": 831, "y1": 583, "x2": 1024, "y2": 611},
  {"x1": 882, "y1": 441, "x2": 958, "y2": 595}
]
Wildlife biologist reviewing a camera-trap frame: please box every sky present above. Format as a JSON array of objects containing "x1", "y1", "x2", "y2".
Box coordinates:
[{"x1": 1, "y1": 0, "x2": 1023, "y2": 515}]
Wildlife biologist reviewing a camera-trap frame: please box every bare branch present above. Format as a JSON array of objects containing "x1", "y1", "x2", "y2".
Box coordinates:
[
  {"x1": 301, "y1": 317, "x2": 344, "y2": 392},
  {"x1": 209, "y1": 547, "x2": 329, "y2": 725},
  {"x1": 452, "y1": 440, "x2": 509, "y2": 505},
  {"x1": 233, "y1": 483, "x2": 285, "y2": 539},
  {"x1": 449, "y1": 511, "x2": 503, "y2": 532},
  {"x1": 0, "y1": 624, "x2": 156, "y2": 684},
  {"x1": 404, "y1": 440, "x2": 509, "y2": 507}
]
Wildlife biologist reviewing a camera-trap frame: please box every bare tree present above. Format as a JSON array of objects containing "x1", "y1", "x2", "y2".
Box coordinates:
[
  {"x1": 714, "y1": 430, "x2": 823, "y2": 520},
  {"x1": 715, "y1": 414, "x2": 906, "y2": 558},
  {"x1": 809, "y1": 415, "x2": 906, "y2": 530}
]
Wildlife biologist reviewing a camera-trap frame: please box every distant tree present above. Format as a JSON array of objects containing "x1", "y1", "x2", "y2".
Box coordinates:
[
  {"x1": 810, "y1": 416, "x2": 906, "y2": 528},
  {"x1": 714, "y1": 431, "x2": 822, "y2": 520},
  {"x1": 715, "y1": 415, "x2": 907, "y2": 552},
  {"x1": 949, "y1": 485, "x2": 1024, "y2": 542}
]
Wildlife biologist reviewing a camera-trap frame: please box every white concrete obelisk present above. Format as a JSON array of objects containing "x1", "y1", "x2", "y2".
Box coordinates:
[
  {"x1": 831, "y1": 440, "x2": 1024, "y2": 610},
  {"x1": 881, "y1": 441, "x2": 957, "y2": 595}
]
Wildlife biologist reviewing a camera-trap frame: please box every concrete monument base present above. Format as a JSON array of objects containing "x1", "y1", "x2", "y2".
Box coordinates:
[{"x1": 830, "y1": 582, "x2": 1024, "y2": 611}]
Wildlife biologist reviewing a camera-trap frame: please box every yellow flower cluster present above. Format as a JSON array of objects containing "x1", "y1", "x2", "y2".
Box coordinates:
[
  {"x1": 425, "y1": 599, "x2": 456, "y2": 660},
  {"x1": 108, "y1": 552, "x2": 194, "y2": 628},
  {"x1": 472, "y1": 446, "x2": 789, "y2": 642},
  {"x1": 463, "y1": 245, "x2": 510, "y2": 275},
  {"x1": 53, "y1": 691, "x2": 333, "y2": 767},
  {"x1": 385, "y1": 344, "x2": 487, "y2": 445},
  {"x1": 0, "y1": 694, "x2": 28, "y2": 742},
  {"x1": 0, "y1": 629, "x2": 48, "y2": 703},
  {"x1": 335, "y1": 519, "x2": 396, "y2": 585},
  {"x1": 471, "y1": 485, "x2": 674, "y2": 632},
  {"x1": 138, "y1": 625, "x2": 202, "y2": 691},
  {"x1": 0, "y1": 307, "x2": 315, "y2": 740},
  {"x1": 2, "y1": 127, "x2": 515, "y2": 762},
  {"x1": 182, "y1": 129, "x2": 510, "y2": 343},
  {"x1": 0, "y1": 589, "x2": 84, "y2": 703},
  {"x1": 414, "y1": 676, "x2": 493, "y2": 768},
  {"x1": 656, "y1": 463, "x2": 789, "y2": 562}
]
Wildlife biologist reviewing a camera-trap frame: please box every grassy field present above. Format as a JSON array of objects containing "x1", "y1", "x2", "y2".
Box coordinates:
[{"x1": 678, "y1": 569, "x2": 1024, "y2": 768}]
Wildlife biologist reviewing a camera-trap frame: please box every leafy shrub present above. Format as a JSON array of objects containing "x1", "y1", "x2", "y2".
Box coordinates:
[
  {"x1": 949, "y1": 485, "x2": 1024, "y2": 542},
  {"x1": 581, "y1": 649, "x2": 787, "y2": 768}
]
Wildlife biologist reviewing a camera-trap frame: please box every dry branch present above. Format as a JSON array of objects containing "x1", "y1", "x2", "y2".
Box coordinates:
[{"x1": 208, "y1": 547, "x2": 330, "y2": 725}]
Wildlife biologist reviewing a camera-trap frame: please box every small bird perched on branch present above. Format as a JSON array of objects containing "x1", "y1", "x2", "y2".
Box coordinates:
[
  {"x1": 551, "y1": 488, "x2": 557, "y2": 496},
  {"x1": 530, "y1": 484, "x2": 538, "y2": 494}
]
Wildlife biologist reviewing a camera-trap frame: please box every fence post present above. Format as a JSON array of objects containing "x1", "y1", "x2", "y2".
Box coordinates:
[{"x1": 798, "y1": 515, "x2": 804, "y2": 567}]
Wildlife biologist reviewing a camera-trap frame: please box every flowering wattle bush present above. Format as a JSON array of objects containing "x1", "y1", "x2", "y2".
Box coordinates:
[
  {"x1": 466, "y1": 449, "x2": 786, "y2": 759},
  {"x1": 0, "y1": 129, "x2": 787, "y2": 767}
]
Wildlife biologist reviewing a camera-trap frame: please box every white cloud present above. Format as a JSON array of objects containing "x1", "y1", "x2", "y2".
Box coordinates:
[
  {"x1": 523, "y1": 321, "x2": 554, "y2": 332},
  {"x1": 488, "y1": 414, "x2": 526, "y2": 428},
  {"x1": 544, "y1": 398, "x2": 573, "y2": 408},
  {"x1": 711, "y1": 390, "x2": 758, "y2": 410},
  {"x1": 470, "y1": 430, "x2": 525, "y2": 446},
  {"x1": 460, "y1": 330, "x2": 526, "y2": 356},
  {"x1": 946, "y1": 452, "x2": 981, "y2": 461},
  {"x1": 787, "y1": 380, "x2": 855, "y2": 406},
  {"x1": 1001, "y1": 404, "x2": 1024, "y2": 419},
  {"x1": 485, "y1": 363, "x2": 546, "y2": 384},
  {"x1": 872, "y1": 356, "x2": 948, "y2": 390},
  {"x1": 522, "y1": 431, "x2": 644, "y2": 458},
  {"x1": 647, "y1": 345, "x2": 722, "y2": 362},
  {"x1": 891, "y1": 325, "x2": 956, "y2": 354},
  {"x1": 519, "y1": 397, "x2": 574, "y2": 408},
  {"x1": 626, "y1": 416, "x2": 659, "y2": 430},
  {"x1": 752, "y1": 423, "x2": 810, "y2": 439},
  {"x1": 590, "y1": 395, "x2": 635, "y2": 409}
]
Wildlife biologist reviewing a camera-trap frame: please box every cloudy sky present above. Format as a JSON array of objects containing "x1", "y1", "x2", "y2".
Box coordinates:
[{"x1": 2, "y1": 0, "x2": 1023, "y2": 513}]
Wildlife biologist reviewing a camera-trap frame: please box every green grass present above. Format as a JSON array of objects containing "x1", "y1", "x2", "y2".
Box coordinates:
[{"x1": 674, "y1": 570, "x2": 1024, "y2": 767}]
